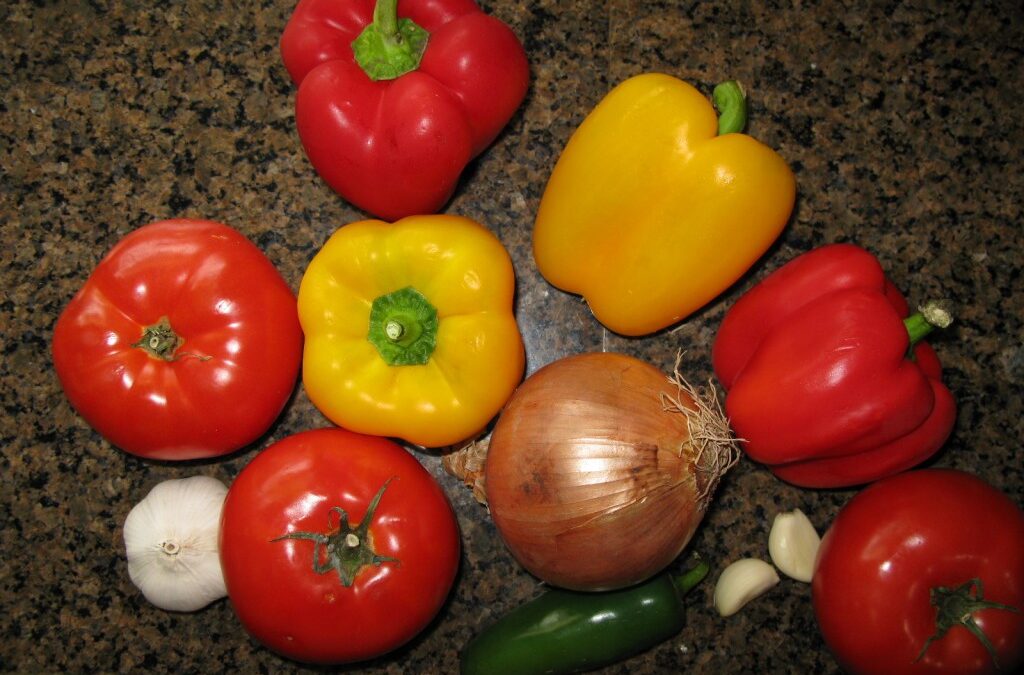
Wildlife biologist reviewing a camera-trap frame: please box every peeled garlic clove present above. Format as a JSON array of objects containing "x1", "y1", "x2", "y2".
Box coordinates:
[
  {"x1": 713, "y1": 558, "x2": 780, "y2": 617},
  {"x1": 123, "y1": 475, "x2": 228, "y2": 612},
  {"x1": 768, "y1": 508, "x2": 821, "y2": 583}
]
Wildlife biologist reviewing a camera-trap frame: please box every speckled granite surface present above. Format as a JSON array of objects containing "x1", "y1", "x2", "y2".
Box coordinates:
[{"x1": 2, "y1": 0, "x2": 1022, "y2": 672}]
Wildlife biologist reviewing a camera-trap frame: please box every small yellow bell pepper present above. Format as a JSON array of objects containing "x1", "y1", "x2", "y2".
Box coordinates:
[
  {"x1": 533, "y1": 74, "x2": 797, "y2": 336},
  {"x1": 298, "y1": 215, "x2": 525, "y2": 448}
]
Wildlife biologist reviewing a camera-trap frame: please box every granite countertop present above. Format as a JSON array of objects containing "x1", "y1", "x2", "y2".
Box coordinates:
[{"x1": 2, "y1": 0, "x2": 1022, "y2": 672}]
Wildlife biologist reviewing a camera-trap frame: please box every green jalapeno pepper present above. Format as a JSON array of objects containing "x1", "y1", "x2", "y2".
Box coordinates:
[{"x1": 460, "y1": 561, "x2": 709, "y2": 675}]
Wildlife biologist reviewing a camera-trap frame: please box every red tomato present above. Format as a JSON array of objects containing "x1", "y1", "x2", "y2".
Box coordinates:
[
  {"x1": 813, "y1": 469, "x2": 1024, "y2": 675},
  {"x1": 219, "y1": 428, "x2": 461, "y2": 665},
  {"x1": 52, "y1": 219, "x2": 302, "y2": 460}
]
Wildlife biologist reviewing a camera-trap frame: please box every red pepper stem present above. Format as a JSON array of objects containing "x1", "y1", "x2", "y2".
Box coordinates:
[
  {"x1": 352, "y1": 0, "x2": 429, "y2": 81},
  {"x1": 904, "y1": 300, "x2": 953, "y2": 348},
  {"x1": 373, "y1": 0, "x2": 399, "y2": 39}
]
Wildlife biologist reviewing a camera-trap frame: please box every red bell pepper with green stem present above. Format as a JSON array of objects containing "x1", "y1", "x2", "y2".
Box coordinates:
[
  {"x1": 712, "y1": 243, "x2": 956, "y2": 488},
  {"x1": 280, "y1": 0, "x2": 529, "y2": 221}
]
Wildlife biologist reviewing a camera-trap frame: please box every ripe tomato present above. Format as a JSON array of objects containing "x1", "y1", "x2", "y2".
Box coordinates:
[
  {"x1": 52, "y1": 219, "x2": 302, "y2": 460},
  {"x1": 813, "y1": 469, "x2": 1024, "y2": 675},
  {"x1": 219, "y1": 428, "x2": 461, "y2": 665}
]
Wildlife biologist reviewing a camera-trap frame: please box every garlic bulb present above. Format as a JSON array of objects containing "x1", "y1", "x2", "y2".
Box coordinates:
[
  {"x1": 713, "y1": 558, "x2": 780, "y2": 617},
  {"x1": 123, "y1": 475, "x2": 228, "y2": 612},
  {"x1": 768, "y1": 509, "x2": 821, "y2": 582}
]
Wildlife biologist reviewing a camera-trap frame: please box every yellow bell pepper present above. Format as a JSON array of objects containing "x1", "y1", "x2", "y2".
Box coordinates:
[
  {"x1": 533, "y1": 74, "x2": 797, "y2": 336},
  {"x1": 298, "y1": 215, "x2": 525, "y2": 448}
]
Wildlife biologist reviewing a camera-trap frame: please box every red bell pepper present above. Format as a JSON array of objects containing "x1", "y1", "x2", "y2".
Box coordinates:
[
  {"x1": 280, "y1": 0, "x2": 529, "y2": 221},
  {"x1": 712, "y1": 243, "x2": 956, "y2": 488}
]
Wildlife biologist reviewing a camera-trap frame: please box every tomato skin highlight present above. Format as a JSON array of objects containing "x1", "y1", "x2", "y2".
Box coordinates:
[
  {"x1": 812, "y1": 469, "x2": 1024, "y2": 675},
  {"x1": 51, "y1": 219, "x2": 302, "y2": 460},
  {"x1": 219, "y1": 428, "x2": 461, "y2": 665}
]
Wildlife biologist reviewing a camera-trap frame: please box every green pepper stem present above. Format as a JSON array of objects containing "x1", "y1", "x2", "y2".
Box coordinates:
[
  {"x1": 904, "y1": 300, "x2": 954, "y2": 348},
  {"x1": 713, "y1": 81, "x2": 748, "y2": 135},
  {"x1": 672, "y1": 560, "x2": 710, "y2": 596},
  {"x1": 351, "y1": 0, "x2": 429, "y2": 81}
]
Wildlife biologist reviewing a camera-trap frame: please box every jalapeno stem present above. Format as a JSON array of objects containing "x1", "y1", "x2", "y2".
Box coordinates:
[{"x1": 673, "y1": 560, "x2": 710, "y2": 596}]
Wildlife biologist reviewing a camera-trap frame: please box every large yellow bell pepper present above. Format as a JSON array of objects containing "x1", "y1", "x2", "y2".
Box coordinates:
[
  {"x1": 533, "y1": 74, "x2": 797, "y2": 336},
  {"x1": 298, "y1": 215, "x2": 525, "y2": 448}
]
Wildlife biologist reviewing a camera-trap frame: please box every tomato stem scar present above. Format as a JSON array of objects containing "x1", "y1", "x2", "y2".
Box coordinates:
[
  {"x1": 916, "y1": 577, "x2": 1019, "y2": 667},
  {"x1": 133, "y1": 316, "x2": 212, "y2": 362},
  {"x1": 271, "y1": 478, "x2": 399, "y2": 586}
]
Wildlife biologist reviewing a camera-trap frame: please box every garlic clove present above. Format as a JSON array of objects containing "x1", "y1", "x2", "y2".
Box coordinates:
[
  {"x1": 768, "y1": 508, "x2": 821, "y2": 583},
  {"x1": 713, "y1": 558, "x2": 780, "y2": 617},
  {"x1": 123, "y1": 475, "x2": 228, "y2": 612}
]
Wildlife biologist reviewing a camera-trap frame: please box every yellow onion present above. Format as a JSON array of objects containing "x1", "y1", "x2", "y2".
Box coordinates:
[{"x1": 451, "y1": 352, "x2": 740, "y2": 592}]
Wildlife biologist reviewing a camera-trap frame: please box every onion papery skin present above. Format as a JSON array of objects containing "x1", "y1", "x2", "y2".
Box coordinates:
[{"x1": 484, "y1": 352, "x2": 710, "y2": 592}]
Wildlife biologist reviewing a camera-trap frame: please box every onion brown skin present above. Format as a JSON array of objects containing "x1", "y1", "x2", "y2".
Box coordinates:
[{"x1": 484, "y1": 352, "x2": 727, "y2": 591}]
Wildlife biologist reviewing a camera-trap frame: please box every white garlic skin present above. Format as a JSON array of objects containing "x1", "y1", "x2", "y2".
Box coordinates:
[
  {"x1": 713, "y1": 558, "x2": 780, "y2": 617},
  {"x1": 123, "y1": 475, "x2": 228, "y2": 612},
  {"x1": 768, "y1": 508, "x2": 821, "y2": 583}
]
